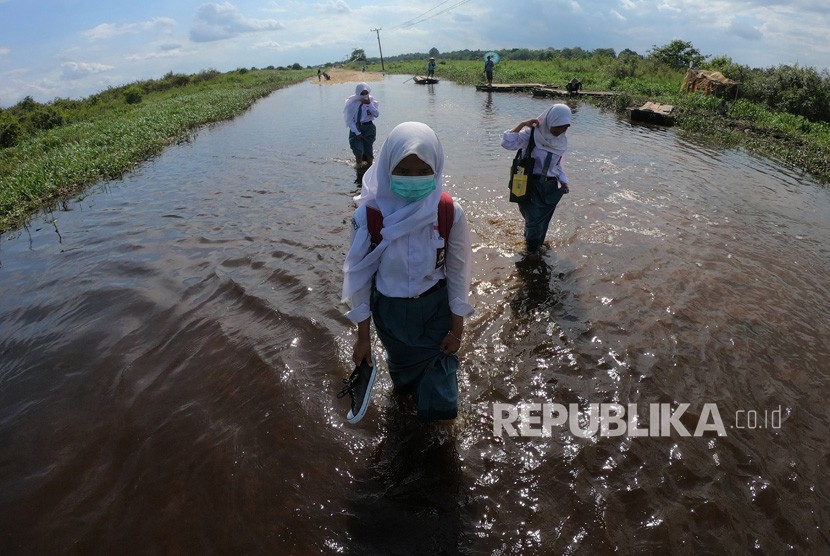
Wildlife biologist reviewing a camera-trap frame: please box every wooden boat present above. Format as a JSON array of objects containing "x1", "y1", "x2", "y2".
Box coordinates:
[
  {"x1": 475, "y1": 83, "x2": 544, "y2": 93},
  {"x1": 532, "y1": 87, "x2": 619, "y2": 98},
  {"x1": 413, "y1": 75, "x2": 439, "y2": 84},
  {"x1": 627, "y1": 101, "x2": 676, "y2": 126}
]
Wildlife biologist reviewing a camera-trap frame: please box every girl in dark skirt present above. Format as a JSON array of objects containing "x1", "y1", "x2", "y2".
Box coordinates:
[
  {"x1": 342, "y1": 122, "x2": 474, "y2": 422},
  {"x1": 501, "y1": 104, "x2": 573, "y2": 253}
]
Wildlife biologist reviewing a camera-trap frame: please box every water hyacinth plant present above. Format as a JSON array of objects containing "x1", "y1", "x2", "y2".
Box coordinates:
[{"x1": 0, "y1": 68, "x2": 313, "y2": 233}]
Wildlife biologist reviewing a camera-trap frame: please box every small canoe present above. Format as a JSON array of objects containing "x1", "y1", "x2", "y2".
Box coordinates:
[
  {"x1": 476, "y1": 83, "x2": 544, "y2": 92},
  {"x1": 532, "y1": 87, "x2": 619, "y2": 98},
  {"x1": 413, "y1": 75, "x2": 439, "y2": 84}
]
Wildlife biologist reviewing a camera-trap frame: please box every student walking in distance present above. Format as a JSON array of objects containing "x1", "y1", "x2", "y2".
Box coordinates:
[
  {"x1": 484, "y1": 55, "x2": 494, "y2": 86},
  {"x1": 501, "y1": 103, "x2": 572, "y2": 254},
  {"x1": 341, "y1": 122, "x2": 474, "y2": 424},
  {"x1": 344, "y1": 83, "x2": 380, "y2": 170}
]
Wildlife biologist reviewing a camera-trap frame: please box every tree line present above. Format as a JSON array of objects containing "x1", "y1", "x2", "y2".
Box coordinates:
[
  {"x1": 373, "y1": 40, "x2": 830, "y2": 124},
  {"x1": 3, "y1": 40, "x2": 830, "y2": 150}
]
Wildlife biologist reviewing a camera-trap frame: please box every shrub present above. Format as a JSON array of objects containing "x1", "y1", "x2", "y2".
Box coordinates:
[
  {"x1": 193, "y1": 69, "x2": 221, "y2": 82},
  {"x1": 124, "y1": 86, "x2": 143, "y2": 104},
  {"x1": 0, "y1": 119, "x2": 20, "y2": 148},
  {"x1": 26, "y1": 106, "x2": 64, "y2": 131}
]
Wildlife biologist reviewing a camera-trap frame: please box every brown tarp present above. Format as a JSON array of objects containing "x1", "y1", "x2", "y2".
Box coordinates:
[{"x1": 681, "y1": 69, "x2": 739, "y2": 98}]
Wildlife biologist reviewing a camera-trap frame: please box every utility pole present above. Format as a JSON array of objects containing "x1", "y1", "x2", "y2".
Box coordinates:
[{"x1": 370, "y1": 28, "x2": 385, "y2": 72}]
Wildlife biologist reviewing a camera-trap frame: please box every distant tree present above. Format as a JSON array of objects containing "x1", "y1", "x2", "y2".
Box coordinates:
[
  {"x1": 648, "y1": 40, "x2": 706, "y2": 69},
  {"x1": 592, "y1": 48, "x2": 616, "y2": 59},
  {"x1": 618, "y1": 49, "x2": 642, "y2": 61},
  {"x1": 350, "y1": 48, "x2": 367, "y2": 62},
  {"x1": 560, "y1": 47, "x2": 589, "y2": 60},
  {"x1": 705, "y1": 55, "x2": 754, "y2": 84},
  {"x1": 429, "y1": 47, "x2": 440, "y2": 57}
]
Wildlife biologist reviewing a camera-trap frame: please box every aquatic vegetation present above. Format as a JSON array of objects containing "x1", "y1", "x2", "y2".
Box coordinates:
[{"x1": 0, "y1": 68, "x2": 313, "y2": 232}]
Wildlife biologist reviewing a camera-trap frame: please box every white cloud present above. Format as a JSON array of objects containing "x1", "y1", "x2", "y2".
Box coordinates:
[
  {"x1": 190, "y1": 2, "x2": 285, "y2": 42},
  {"x1": 61, "y1": 61, "x2": 114, "y2": 80},
  {"x1": 0, "y1": 47, "x2": 11, "y2": 56},
  {"x1": 125, "y1": 50, "x2": 185, "y2": 62},
  {"x1": 728, "y1": 19, "x2": 763, "y2": 41},
  {"x1": 315, "y1": 1, "x2": 351, "y2": 14},
  {"x1": 656, "y1": 2, "x2": 682, "y2": 14},
  {"x1": 83, "y1": 17, "x2": 176, "y2": 40}
]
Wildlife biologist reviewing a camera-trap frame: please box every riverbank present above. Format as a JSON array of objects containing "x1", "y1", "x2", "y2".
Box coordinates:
[
  {"x1": 311, "y1": 67, "x2": 384, "y2": 85},
  {"x1": 379, "y1": 59, "x2": 830, "y2": 185},
  {"x1": 0, "y1": 68, "x2": 313, "y2": 234},
  {"x1": 3, "y1": 60, "x2": 828, "y2": 234}
]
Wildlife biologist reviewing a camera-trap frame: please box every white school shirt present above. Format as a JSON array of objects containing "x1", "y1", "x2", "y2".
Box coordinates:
[
  {"x1": 347, "y1": 100, "x2": 380, "y2": 135},
  {"x1": 345, "y1": 200, "x2": 475, "y2": 323},
  {"x1": 501, "y1": 128, "x2": 569, "y2": 185}
]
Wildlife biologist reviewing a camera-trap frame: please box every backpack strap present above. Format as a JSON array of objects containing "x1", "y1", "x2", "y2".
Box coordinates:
[
  {"x1": 365, "y1": 191, "x2": 454, "y2": 250},
  {"x1": 437, "y1": 192, "x2": 454, "y2": 242},
  {"x1": 366, "y1": 205, "x2": 383, "y2": 249}
]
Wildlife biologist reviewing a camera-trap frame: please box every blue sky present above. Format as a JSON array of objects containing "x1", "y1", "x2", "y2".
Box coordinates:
[{"x1": 2, "y1": 0, "x2": 829, "y2": 107}]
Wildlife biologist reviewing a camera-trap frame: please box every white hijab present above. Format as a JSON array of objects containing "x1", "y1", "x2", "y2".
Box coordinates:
[
  {"x1": 533, "y1": 103, "x2": 572, "y2": 157},
  {"x1": 342, "y1": 82, "x2": 377, "y2": 126},
  {"x1": 342, "y1": 122, "x2": 445, "y2": 303}
]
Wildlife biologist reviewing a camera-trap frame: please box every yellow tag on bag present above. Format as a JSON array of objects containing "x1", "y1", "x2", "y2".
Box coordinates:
[
  {"x1": 508, "y1": 127, "x2": 535, "y2": 203},
  {"x1": 511, "y1": 167, "x2": 528, "y2": 197}
]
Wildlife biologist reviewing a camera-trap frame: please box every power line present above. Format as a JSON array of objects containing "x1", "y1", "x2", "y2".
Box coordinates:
[
  {"x1": 390, "y1": 0, "x2": 474, "y2": 30},
  {"x1": 392, "y1": 0, "x2": 454, "y2": 29}
]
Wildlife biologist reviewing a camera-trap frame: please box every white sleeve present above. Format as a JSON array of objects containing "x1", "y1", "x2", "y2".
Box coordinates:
[
  {"x1": 557, "y1": 159, "x2": 569, "y2": 185},
  {"x1": 445, "y1": 201, "x2": 475, "y2": 317},
  {"x1": 344, "y1": 207, "x2": 372, "y2": 322},
  {"x1": 501, "y1": 127, "x2": 531, "y2": 150}
]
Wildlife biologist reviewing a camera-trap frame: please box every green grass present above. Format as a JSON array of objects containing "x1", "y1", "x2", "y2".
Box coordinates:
[
  {"x1": 375, "y1": 59, "x2": 830, "y2": 185},
  {"x1": 0, "y1": 68, "x2": 313, "y2": 233}
]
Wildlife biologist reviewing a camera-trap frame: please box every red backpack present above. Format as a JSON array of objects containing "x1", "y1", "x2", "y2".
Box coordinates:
[{"x1": 366, "y1": 191, "x2": 454, "y2": 249}]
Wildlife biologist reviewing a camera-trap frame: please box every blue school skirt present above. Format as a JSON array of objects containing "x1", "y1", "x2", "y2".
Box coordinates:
[{"x1": 371, "y1": 281, "x2": 459, "y2": 421}]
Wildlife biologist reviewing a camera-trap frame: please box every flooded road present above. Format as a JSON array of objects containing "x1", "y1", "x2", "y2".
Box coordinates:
[{"x1": 1, "y1": 75, "x2": 829, "y2": 554}]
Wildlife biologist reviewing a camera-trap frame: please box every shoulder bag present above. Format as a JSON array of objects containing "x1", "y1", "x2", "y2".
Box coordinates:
[{"x1": 508, "y1": 127, "x2": 536, "y2": 203}]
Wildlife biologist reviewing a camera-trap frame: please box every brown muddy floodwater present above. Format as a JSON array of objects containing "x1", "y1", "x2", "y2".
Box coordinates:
[{"x1": 1, "y1": 76, "x2": 829, "y2": 555}]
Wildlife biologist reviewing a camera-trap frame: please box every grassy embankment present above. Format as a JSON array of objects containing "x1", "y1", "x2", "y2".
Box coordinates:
[
  {"x1": 0, "y1": 68, "x2": 314, "y2": 233},
  {"x1": 379, "y1": 59, "x2": 830, "y2": 184}
]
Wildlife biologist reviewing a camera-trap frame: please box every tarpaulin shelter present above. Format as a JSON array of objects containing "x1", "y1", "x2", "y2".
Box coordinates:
[{"x1": 681, "y1": 69, "x2": 739, "y2": 99}]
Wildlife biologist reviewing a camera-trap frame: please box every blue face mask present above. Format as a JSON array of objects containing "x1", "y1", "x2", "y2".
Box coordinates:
[{"x1": 389, "y1": 174, "x2": 436, "y2": 202}]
